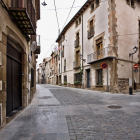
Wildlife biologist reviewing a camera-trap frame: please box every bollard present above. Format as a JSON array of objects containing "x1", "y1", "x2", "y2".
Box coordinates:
[{"x1": 129, "y1": 87, "x2": 133, "y2": 95}]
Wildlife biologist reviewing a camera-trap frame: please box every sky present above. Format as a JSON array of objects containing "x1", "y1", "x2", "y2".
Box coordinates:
[{"x1": 36, "y1": 0, "x2": 87, "y2": 67}]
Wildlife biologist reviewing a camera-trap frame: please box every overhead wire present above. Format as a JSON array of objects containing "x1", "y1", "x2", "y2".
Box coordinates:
[
  {"x1": 53, "y1": 0, "x2": 60, "y2": 30},
  {"x1": 62, "y1": 0, "x2": 76, "y2": 30}
]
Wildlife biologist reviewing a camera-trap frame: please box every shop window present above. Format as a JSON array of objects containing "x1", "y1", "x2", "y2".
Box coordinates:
[{"x1": 96, "y1": 69, "x2": 102, "y2": 86}]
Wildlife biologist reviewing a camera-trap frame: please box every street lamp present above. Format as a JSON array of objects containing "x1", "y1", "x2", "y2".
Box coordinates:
[
  {"x1": 129, "y1": 46, "x2": 138, "y2": 95},
  {"x1": 42, "y1": 0, "x2": 47, "y2": 6}
]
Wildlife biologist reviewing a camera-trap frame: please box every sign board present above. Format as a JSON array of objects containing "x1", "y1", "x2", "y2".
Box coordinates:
[
  {"x1": 0, "y1": 52, "x2": 2, "y2": 66},
  {"x1": 0, "y1": 81, "x2": 2, "y2": 91},
  {"x1": 134, "y1": 64, "x2": 138, "y2": 69},
  {"x1": 101, "y1": 63, "x2": 108, "y2": 69},
  {"x1": 134, "y1": 69, "x2": 138, "y2": 73},
  {"x1": 129, "y1": 78, "x2": 132, "y2": 86}
]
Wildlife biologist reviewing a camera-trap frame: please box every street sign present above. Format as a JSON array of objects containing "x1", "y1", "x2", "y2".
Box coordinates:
[
  {"x1": 134, "y1": 64, "x2": 138, "y2": 69},
  {"x1": 101, "y1": 63, "x2": 108, "y2": 69},
  {"x1": 134, "y1": 69, "x2": 138, "y2": 73}
]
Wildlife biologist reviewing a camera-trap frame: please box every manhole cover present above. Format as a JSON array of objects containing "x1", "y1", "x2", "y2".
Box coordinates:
[{"x1": 108, "y1": 105, "x2": 122, "y2": 109}]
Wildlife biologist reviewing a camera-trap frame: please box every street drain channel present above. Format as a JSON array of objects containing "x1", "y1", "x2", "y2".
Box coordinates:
[
  {"x1": 39, "y1": 96, "x2": 52, "y2": 99},
  {"x1": 108, "y1": 105, "x2": 122, "y2": 109}
]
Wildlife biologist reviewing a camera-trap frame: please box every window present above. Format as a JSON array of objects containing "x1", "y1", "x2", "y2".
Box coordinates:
[
  {"x1": 96, "y1": 0, "x2": 99, "y2": 7},
  {"x1": 126, "y1": 0, "x2": 135, "y2": 8},
  {"x1": 88, "y1": 20, "x2": 94, "y2": 39},
  {"x1": 76, "y1": 20, "x2": 78, "y2": 27},
  {"x1": 91, "y1": 3, "x2": 94, "y2": 11},
  {"x1": 96, "y1": 69, "x2": 102, "y2": 85},
  {"x1": 64, "y1": 59, "x2": 66, "y2": 72},
  {"x1": 79, "y1": 17, "x2": 81, "y2": 24},
  {"x1": 64, "y1": 75, "x2": 67, "y2": 82},
  {"x1": 74, "y1": 73, "x2": 81, "y2": 82}
]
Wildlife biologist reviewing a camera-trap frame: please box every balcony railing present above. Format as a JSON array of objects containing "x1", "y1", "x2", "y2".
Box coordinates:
[
  {"x1": 64, "y1": 66, "x2": 66, "y2": 72},
  {"x1": 34, "y1": 35, "x2": 41, "y2": 54},
  {"x1": 87, "y1": 27, "x2": 94, "y2": 39},
  {"x1": 73, "y1": 60, "x2": 81, "y2": 69},
  {"x1": 74, "y1": 39, "x2": 79, "y2": 48},
  {"x1": 9, "y1": 0, "x2": 36, "y2": 35},
  {"x1": 87, "y1": 46, "x2": 115, "y2": 64}
]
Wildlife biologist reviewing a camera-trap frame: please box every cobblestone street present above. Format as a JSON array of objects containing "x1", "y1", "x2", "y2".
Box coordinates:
[{"x1": 0, "y1": 84, "x2": 140, "y2": 140}]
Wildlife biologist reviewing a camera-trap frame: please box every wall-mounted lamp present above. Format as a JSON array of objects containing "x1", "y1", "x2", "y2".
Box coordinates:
[
  {"x1": 79, "y1": 54, "x2": 86, "y2": 62},
  {"x1": 42, "y1": 0, "x2": 47, "y2": 6}
]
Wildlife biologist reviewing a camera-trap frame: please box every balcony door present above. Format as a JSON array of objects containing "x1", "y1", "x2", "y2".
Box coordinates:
[{"x1": 96, "y1": 38, "x2": 103, "y2": 60}]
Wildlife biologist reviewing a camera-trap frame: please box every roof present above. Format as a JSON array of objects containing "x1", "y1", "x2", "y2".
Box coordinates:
[{"x1": 56, "y1": 0, "x2": 92, "y2": 42}]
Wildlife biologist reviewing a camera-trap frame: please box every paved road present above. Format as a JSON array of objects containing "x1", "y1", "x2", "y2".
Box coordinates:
[{"x1": 0, "y1": 84, "x2": 140, "y2": 140}]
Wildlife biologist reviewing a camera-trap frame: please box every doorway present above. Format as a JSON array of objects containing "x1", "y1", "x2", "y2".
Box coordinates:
[
  {"x1": 6, "y1": 44, "x2": 22, "y2": 116},
  {"x1": 87, "y1": 69, "x2": 90, "y2": 88}
]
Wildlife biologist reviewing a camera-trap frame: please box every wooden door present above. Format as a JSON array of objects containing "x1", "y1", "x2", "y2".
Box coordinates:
[
  {"x1": 87, "y1": 69, "x2": 90, "y2": 88},
  {"x1": 6, "y1": 44, "x2": 22, "y2": 116}
]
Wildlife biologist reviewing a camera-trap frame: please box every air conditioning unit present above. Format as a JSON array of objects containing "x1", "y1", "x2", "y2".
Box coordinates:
[{"x1": 0, "y1": 103, "x2": 2, "y2": 128}]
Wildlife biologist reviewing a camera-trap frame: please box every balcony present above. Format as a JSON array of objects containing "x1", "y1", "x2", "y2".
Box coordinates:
[
  {"x1": 87, "y1": 27, "x2": 94, "y2": 39},
  {"x1": 74, "y1": 39, "x2": 79, "y2": 48},
  {"x1": 64, "y1": 66, "x2": 66, "y2": 72},
  {"x1": 9, "y1": 0, "x2": 36, "y2": 35},
  {"x1": 34, "y1": 35, "x2": 41, "y2": 54},
  {"x1": 73, "y1": 60, "x2": 81, "y2": 69},
  {"x1": 87, "y1": 46, "x2": 116, "y2": 64}
]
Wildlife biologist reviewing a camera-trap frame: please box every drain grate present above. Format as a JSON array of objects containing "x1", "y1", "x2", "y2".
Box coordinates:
[
  {"x1": 108, "y1": 105, "x2": 122, "y2": 109},
  {"x1": 39, "y1": 96, "x2": 52, "y2": 99}
]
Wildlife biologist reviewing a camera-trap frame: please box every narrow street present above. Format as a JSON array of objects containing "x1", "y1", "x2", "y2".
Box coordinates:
[{"x1": 0, "y1": 84, "x2": 140, "y2": 140}]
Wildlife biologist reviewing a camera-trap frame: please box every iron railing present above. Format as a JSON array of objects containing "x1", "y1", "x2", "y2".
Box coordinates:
[
  {"x1": 87, "y1": 27, "x2": 94, "y2": 39},
  {"x1": 87, "y1": 46, "x2": 115, "y2": 63},
  {"x1": 74, "y1": 39, "x2": 79, "y2": 48},
  {"x1": 10, "y1": 0, "x2": 36, "y2": 32},
  {"x1": 73, "y1": 60, "x2": 81, "y2": 69}
]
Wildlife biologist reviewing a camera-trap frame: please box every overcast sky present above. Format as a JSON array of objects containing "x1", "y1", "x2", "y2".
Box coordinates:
[{"x1": 36, "y1": 0, "x2": 87, "y2": 66}]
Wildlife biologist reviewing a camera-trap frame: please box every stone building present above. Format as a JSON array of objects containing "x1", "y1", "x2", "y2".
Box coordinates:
[
  {"x1": 0, "y1": 0, "x2": 40, "y2": 129},
  {"x1": 56, "y1": 0, "x2": 140, "y2": 93}
]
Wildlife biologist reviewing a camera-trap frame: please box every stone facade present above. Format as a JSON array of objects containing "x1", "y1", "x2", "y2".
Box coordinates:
[{"x1": 0, "y1": 0, "x2": 40, "y2": 129}]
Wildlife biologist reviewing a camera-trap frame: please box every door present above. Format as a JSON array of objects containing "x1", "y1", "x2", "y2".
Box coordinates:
[
  {"x1": 7, "y1": 44, "x2": 22, "y2": 116},
  {"x1": 87, "y1": 69, "x2": 90, "y2": 88}
]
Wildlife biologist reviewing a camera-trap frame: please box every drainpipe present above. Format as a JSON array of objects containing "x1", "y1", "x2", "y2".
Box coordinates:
[{"x1": 82, "y1": 13, "x2": 84, "y2": 88}]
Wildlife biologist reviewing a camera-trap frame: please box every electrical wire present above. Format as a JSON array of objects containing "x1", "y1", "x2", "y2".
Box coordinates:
[
  {"x1": 54, "y1": 0, "x2": 60, "y2": 30},
  {"x1": 62, "y1": 0, "x2": 76, "y2": 30},
  {"x1": 41, "y1": 6, "x2": 82, "y2": 10}
]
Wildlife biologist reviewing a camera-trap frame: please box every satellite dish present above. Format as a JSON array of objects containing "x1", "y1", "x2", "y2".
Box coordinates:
[{"x1": 31, "y1": 41, "x2": 37, "y2": 52}]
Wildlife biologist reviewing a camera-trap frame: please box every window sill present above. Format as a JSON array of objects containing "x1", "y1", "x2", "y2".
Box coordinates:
[{"x1": 96, "y1": 85, "x2": 103, "y2": 87}]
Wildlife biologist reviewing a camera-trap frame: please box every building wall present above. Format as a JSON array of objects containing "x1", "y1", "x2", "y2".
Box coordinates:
[
  {"x1": 0, "y1": 2, "x2": 28, "y2": 128},
  {"x1": 116, "y1": 0, "x2": 139, "y2": 82}
]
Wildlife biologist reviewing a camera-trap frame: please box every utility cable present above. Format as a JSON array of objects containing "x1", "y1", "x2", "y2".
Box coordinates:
[
  {"x1": 53, "y1": 0, "x2": 60, "y2": 30},
  {"x1": 62, "y1": 0, "x2": 76, "y2": 30}
]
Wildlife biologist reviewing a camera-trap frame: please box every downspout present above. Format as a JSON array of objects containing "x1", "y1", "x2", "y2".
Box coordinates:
[{"x1": 82, "y1": 13, "x2": 84, "y2": 88}]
